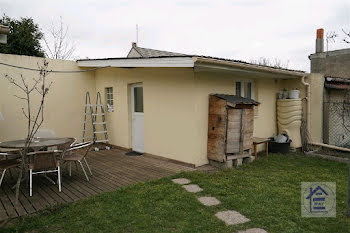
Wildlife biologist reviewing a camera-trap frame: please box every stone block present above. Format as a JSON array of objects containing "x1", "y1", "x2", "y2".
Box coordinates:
[
  {"x1": 209, "y1": 159, "x2": 233, "y2": 169},
  {"x1": 233, "y1": 158, "x2": 243, "y2": 167},
  {"x1": 172, "y1": 178, "x2": 191, "y2": 185},
  {"x1": 197, "y1": 196, "x2": 221, "y2": 206},
  {"x1": 182, "y1": 184, "x2": 203, "y2": 193},
  {"x1": 215, "y1": 210, "x2": 250, "y2": 225},
  {"x1": 243, "y1": 156, "x2": 255, "y2": 163}
]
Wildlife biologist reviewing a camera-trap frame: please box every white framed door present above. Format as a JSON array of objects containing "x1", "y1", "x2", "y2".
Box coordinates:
[{"x1": 131, "y1": 83, "x2": 144, "y2": 153}]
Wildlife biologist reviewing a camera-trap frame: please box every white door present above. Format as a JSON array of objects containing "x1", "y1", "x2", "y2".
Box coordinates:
[{"x1": 131, "y1": 83, "x2": 144, "y2": 153}]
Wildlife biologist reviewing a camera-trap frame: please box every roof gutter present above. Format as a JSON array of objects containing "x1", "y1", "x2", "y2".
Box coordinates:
[
  {"x1": 193, "y1": 57, "x2": 305, "y2": 78},
  {"x1": 301, "y1": 75, "x2": 311, "y2": 135}
]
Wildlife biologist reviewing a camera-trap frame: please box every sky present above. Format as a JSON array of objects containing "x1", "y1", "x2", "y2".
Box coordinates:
[{"x1": 1, "y1": 0, "x2": 350, "y2": 71}]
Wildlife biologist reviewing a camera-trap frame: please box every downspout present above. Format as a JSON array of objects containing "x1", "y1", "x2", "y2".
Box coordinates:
[{"x1": 301, "y1": 75, "x2": 311, "y2": 134}]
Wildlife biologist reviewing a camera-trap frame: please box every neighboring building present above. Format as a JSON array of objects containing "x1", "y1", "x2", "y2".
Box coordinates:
[
  {"x1": 309, "y1": 29, "x2": 350, "y2": 147},
  {"x1": 0, "y1": 24, "x2": 9, "y2": 44},
  {"x1": 0, "y1": 43, "x2": 323, "y2": 167}
]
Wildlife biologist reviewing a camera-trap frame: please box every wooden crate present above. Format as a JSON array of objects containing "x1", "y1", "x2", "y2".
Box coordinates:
[{"x1": 207, "y1": 94, "x2": 258, "y2": 162}]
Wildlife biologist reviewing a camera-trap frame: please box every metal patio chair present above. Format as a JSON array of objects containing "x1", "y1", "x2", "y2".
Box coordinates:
[
  {"x1": 0, "y1": 152, "x2": 21, "y2": 188},
  {"x1": 61, "y1": 141, "x2": 93, "y2": 181},
  {"x1": 27, "y1": 150, "x2": 62, "y2": 196},
  {"x1": 33, "y1": 129, "x2": 57, "y2": 151},
  {"x1": 57, "y1": 137, "x2": 77, "y2": 153}
]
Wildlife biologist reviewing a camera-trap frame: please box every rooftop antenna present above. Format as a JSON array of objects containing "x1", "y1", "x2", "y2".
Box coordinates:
[
  {"x1": 136, "y1": 24, "x2": 139, "y2": 44},
  {"x1": 326, "y1": 31, "x2": 337, "y2": 52}
]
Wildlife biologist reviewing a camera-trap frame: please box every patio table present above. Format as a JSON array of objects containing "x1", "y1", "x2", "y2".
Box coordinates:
[
  {"x1": 0, "y1": 138, "x2": 72, "y2": 151},
  {"x1": 0, "y1": 137, "x2": 73, "y2": 188}
]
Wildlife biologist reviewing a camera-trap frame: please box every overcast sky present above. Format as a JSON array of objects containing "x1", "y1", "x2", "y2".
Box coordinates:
[{"x1": 1, "y1": 0, "x2": 350, "y2": 71}]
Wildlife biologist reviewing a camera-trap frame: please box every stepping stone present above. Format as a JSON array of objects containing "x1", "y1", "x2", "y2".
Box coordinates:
[
  {"x1": 198, "y1": 196, "x2": 221, "y2": 206},
  {"x1": 237, "y1": 228, "x2": 268, "y2": 233},
  {"x1": 182, "y1": 184, "x2": 203, "y2": 193},
  {"x1": 215, "y1": 210, "x2": 250, "y2": 225},
  {"x1": 172, "y1": 178, "x2": 191, "y2": 185}
]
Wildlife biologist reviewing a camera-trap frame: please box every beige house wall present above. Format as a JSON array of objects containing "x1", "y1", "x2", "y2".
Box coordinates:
[
  {"x1": 94, "y1": 67, "x2": 199, "y2": 165},
  {"x1": 194, "y1": 72, "x2": 288, "y2": 160},
  {"x1": 0, "y1": 53, "x2": 324, "y2": 167},
  {"x1": 0, "y1": 54, "x2": 96, "y2": 142},
  {"x1": 308, "y1": 73, "x2": 324, "y2": 143},
  {"x1": 95, "y1": 68, "x2": 299, "y2": 166},
  {"x1": 280, "y1": 74, "x2": 324, "y2": 144}
]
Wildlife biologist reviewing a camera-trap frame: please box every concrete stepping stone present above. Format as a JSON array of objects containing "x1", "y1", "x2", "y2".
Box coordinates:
[
  {"x1": 182, "y1": 184, "x2": 203, "y2": 193},
  {"x1": 198, "y1": 196, "x2": 220, "y2": 206},
  {"x1": 237, "y1": 228, "x2": 268, "y2": 233},
  {"x1": 172, "y1": 178, "x2": 191, "y2": 185},
  {"x1": 215, "y1": 210, "x2": 250, "y2": 225}
]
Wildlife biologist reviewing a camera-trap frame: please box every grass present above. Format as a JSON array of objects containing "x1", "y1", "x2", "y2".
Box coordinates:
[{"x1": 2, "y1": 153, "x2": 350, "y2": 233}]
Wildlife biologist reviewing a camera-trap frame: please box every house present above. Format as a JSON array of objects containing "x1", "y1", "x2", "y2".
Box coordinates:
[
  {"x1": 0, "y1": 42, "x2": 323, "y2": 167},
  {"x1": 76, "y1": 43, "x2": 325, "y2": 167},
  {"x1": 309, "y1": 28, "x2": 350, "y2": 147},
  {"x1": 0, "y1": 24, "x2": 9, "y2": 44}
]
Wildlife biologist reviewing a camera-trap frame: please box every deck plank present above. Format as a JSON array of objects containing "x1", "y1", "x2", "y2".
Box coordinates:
[{"x1": 0, "y1": 148, "x2": 193, "y2": 221}]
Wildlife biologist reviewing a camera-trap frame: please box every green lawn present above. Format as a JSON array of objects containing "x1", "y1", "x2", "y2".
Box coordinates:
[{"x1": 3, "y1": 154, "x2": 350, "y2": 233}]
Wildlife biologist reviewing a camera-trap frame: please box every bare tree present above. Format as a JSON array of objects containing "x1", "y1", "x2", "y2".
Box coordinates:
[
  {"x1": 326, "y1": 31, "x2": 338, "y2": 52},
  {"x1": 42, "y1": 17, "x2": 76, "y2": 60},
  {"x1": 343, "y1": 28, "x2": 350, "y2": 44},
  {"x1": 250, "y1": 57, "x2": 289, "y2": 69},
  {"x1": 2, "y1": 60, "x2": 52, "y2": 206}
]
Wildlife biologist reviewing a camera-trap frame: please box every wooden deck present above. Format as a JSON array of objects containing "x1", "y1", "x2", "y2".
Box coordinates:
[{"x1": 0, "y1": 149, "x2": 193, "y2": 221}]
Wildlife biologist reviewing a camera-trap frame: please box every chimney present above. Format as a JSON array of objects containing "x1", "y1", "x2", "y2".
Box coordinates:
[
  {"x1": 316, "y1": 28, "x2": 324, "y2": 53},
  {"x1": 132, "y1": 42, "x2": 137, "y2": 48}
]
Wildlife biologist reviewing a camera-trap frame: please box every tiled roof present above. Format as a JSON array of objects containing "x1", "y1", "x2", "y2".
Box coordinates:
[
  {"x1": 325, "y1": 76, "x2": 350, "y2": 82},
  {"x1": 78, "y1": 46, "x2": 306, "y2": 73},
  {"x1": 213, "y1": 94, "x2": 260, "y2": 105},
  {"x1": 324, "y1": 76, "x2": 350, "y2": 89},
  {"x1": 133, "y1": 46, "x2": 188, "y2": 57}
]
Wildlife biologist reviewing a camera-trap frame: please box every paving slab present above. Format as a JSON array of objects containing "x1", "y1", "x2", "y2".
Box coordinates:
[
  {"x1": 237, "y1": 228, "x2": 268, "y2": 233},
  {"x1": 182, "y1": 184, "x2": 203, "y2": 193},
  {"x1": 197, "y1": 196, "x2": 221, "y2": 206},
  {"x1": 172, "y1": 178, "x2": 191, "y2": 185},
  {"x1": 215, "y1": 210, "x2": 250, "y2": 225}
]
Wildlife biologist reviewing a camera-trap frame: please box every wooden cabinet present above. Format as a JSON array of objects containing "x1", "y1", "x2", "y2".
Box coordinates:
[{"x1": 207, "y1": 94, "x2": 259, "y2": 162}]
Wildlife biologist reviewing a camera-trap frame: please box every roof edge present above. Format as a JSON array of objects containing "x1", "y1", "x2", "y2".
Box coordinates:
[
  {"x1": 77, "y1": 55, "x2": 306, "y2": 75},
  {"x1": 194, "y1": 57, "x2": 306, "y2": 77}
]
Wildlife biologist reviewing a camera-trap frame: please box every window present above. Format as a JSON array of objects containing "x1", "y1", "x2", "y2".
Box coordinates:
[
  {"x1": 133, "y1": 86, "x2": 144, "y2": 113},
  {"x1": 236, "y1": 80, "x2": 258, "y2": 116},
  {"x1": 236, "y1": 82, "x2": 241, "y2": 97},
  {"x1": 105, "y1": 87, "x2": 114, "y2": 112},
  {"x1": 236, "y1": 81, "x2": 254, "y2": 99},
  {"x1": 245, "y1": 82, "x2": 252, "y2": 99}
]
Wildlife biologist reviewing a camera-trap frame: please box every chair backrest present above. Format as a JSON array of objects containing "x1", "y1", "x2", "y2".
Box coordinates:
[
  {"x1": 0, "y1": 152, "x2": 8, "y2": 161},
  {"x1": 34, "y1": 129, "x2": 56, "y2": 138},
  {"x1": 65, "y1": 141, "x2": 93, "y2": 159},
  {"x1": 57, "y1": 138, "x2": 76, "y2": 154},
  {"x1": 28, "y1": 151, "x2": 61, "y2": 171}
]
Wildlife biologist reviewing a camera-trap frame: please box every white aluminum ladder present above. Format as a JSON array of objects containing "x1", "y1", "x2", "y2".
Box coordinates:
[{"x1": 82, "y1": 92, "x2": 110, "y2": 151}]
